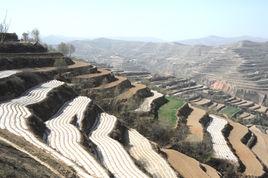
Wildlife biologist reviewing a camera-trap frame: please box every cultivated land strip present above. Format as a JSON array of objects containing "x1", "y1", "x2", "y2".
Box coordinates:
[
  {"x1": 45, "y1": 96, "x2": 109, "y2": 178},
  {"x1": 0, "y1": 80, "x2": 92, "y2": 178},
  {"x1": 0, "y1": 70, "x2": 20, "y2": 79},
  {"x1": 186, "y1": 105, "x2": 206, "y2": 142},
  {"x1": 90, "y1": 113, "x2": 149, "y2": 178},
  {"x1": 207, "y1": 115, "x2": 238, "y2": 162},
  {"x1": 128, "y1": 129, "x2": 177, "y2": 178},
  {"x1": 250, "y1": 125, "x2": 268, "y2": 168},
  {"x1": 163, "y1": 149, "x2": 219, "y2": 178},
  {"x1": 227, "y1": 119, "x2": 264, "y2": 176}
]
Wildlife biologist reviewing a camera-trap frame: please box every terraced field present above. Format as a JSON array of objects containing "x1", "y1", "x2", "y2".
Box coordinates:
[
  {"x1": 207, "y1": 115, "x2": 238, "y2": 162},
  {"x1": 45, "y1": 96, "x2": 109, "y2": 178},
  {"x1": 163, "y1": 149, "x2": 220, "y2": 178},
  {"x1": 127, "y1": 129, "x2": 177, "y2": 178},
  {"x1": 220, "y1": 106, "x2": 241, "y2": 118},
  {"x1": 0, "y1": 70, "x2": 20, "y2": 79},
  {"x1": 250, "y1": 125, "x2": 268, "y2": 168},
  {"x1": 90, "y1": 113, "x2": 149, "y2": 178},
  {"x1": 135, "y1": 90, "x2": 163, "y2": 113},
  {"x1": 0, "y1": 80, "x2": 93, "y2": 177},
  {"x1": 227, "y1": 120, "x2": 264, "y2": 177},
  {"x1": 3, "y1": 36, "x2": 268, "y2": 177},
  {"x1": 185, "y1": 105, "x2": 206, "y2": 142},
  {"x1": 158, "y1": 96, "x2": 185, "y2": 125}
]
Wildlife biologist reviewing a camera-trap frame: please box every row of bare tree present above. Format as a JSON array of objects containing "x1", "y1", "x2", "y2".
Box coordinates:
[{"x1": 0, "y1": 12, "x2": 10, "y2": 43}]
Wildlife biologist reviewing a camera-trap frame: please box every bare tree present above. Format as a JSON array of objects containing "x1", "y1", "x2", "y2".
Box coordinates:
[
  {"x1": 21, "y1": 32, "x2": 29, "y2": 42},
  {"x1": 31, "y1": 28, "x2": 40, "y2": 43},
  {"x1": 57, "y1": 42, "x2": 69, "y2": 56},
  {"x1": 0, "y1": 11, "x2": 10, "y2": 43},
  {"x1": 69, "y1": 44, "x2": 75, "y2": 57}
]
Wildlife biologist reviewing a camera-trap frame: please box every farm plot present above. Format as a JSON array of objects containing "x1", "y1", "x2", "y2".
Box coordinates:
[
  {"x1": 163, "y1": 149, "x2": 220, "y2": 178},
  {"x1": 228, "y1": 120, "x2": 264, "y2": 177},
  {"x1": 158, "y1": 96, "x2": 185, "y2": 126},
  {"x1": 127, "y1": 129, "x2": 177, "y2": 178},
  {"x1": 0, "y1": 80, "x2": 92, "y2": 178},
  {"x1": 250, "y1": 126, "x2": 268, "y2": 168},
  {"x1": 207, "y1": 115, "x2": 238, "y2": 162},
  {"x1": 135, "y1": 90, "x2": 163, "y2": 112},
  {"x1": 90, "y1": 113, "x2": 149, "y2": 178},
  {"x1": 192, "y1": 98, "x2": 211, "y2": 106},
  {"x1": 220, "y1": 106, "x2": 241, "y2": 118},
  {"x1": 185, "y1": 105, "x2": 206, "y2": 142},
  {"x1": 0, "y1": 70, "x2": 20, "y2": 79},
  {"x1": 45, "y1": 96, "x2": 109, "y2": 178}
]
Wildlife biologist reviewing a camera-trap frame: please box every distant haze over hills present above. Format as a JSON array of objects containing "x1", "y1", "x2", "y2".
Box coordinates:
[
  {"x1": 42, "y1": 35, "x2": 268, "y2": 46},
  {"x1": 179, "y1": 35, "x2": 268, "y2": 46}
]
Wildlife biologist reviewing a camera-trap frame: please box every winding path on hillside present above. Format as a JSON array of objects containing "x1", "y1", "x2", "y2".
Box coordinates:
[
  {"x1": 127, "y1": 129, "x2": 177, "y2": 178},
  {"x1": 207, "y1": 115, "x2": 238, "y2": 162},
  {"x1": 90, "y1": 113, "x2": 149, "y2": 178},
  {"x1": 45, "y1": 96, "x2": 109, "y2": 178},
  {"x1": 135, "y1": 90, "x2": 163, "y2": 112},
  {"x1": 0, "y1": 80, "x2": 93, "y2": 178}
]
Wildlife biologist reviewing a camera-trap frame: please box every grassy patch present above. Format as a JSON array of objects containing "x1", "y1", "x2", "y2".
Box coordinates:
[
  {"x1": 158, "y1": 96, "x2": 185, "y2": 125},
  {"x1": 220, "y1": 106, "x2": 241, "y2": 118}
]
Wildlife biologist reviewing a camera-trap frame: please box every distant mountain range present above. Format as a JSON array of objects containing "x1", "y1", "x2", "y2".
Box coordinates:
[
  {"x1": 42, "y1": 35, "x2": 88, "y2": 45},
  {"x1": 179, "y1": 35, "x2": 268, "y2": 46},
  {"x1": 42, "y1": 35, "x2": 164, "y2": 45},
  {"x1": 42, "y1": 35, "x2": 268, "y2": 46}
]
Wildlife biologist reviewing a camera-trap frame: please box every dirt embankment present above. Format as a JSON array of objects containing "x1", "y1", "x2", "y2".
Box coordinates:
[
  {"x1": 89, "y1": 77, "x2": 132, "y2": 100},
  {"x1": 0, "y1": 130, "x2": 78, "y2": 178},
  {"x1": 81, "y1": 102, "x2": 102, "y2": 134},
  {"x1": 28, "y1": 85, "x2": 77, "y2": 138},
  {"x1": 150, "y1": 94, "x2": 167, "y2": 117},
  {"x1": 113, "y1": 84, "x2": 152, "y2": 112},
  {"x1": 0, "y1": 72, "x2": 51, "y2": 102},
  {"x1": 0, "y1": 53, "x2": 73, "y2": 70},
  {"x1": 0, "y1": 42, "x2": 47, "y2": 53},
  {"x1": 0, "y1": 139, "x2": 59, "y2": 178},
  {"x1": 177, "y1": 103, "x2": 192, "y2": 122}
]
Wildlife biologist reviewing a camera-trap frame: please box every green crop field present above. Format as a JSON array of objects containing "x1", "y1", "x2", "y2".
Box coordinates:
[
  {"x1": 158, "y1": 96, "x2": 185, "y2": 126},
  {"x1": 220, "y1": 106, "x2": 241, "y2": 118}
]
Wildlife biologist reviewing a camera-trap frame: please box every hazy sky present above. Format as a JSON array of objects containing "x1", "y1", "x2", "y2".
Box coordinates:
[{"x1": 1, "y1": 0, "x2": 268, "y2": 41}]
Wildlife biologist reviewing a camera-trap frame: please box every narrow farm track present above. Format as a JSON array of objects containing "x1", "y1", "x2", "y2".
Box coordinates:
[
  {"x1": 45, "y1": 96, "x2": 109, "y2": 178},
  {"x1": 127, "y1": 129, "x2": 177, "y2": 178},
  {"x1": 227, "y1": 120, "x2": 265, "y2": 177},
  {"x1": 90, "y1": 113, "x2": 149, "y2": 178},
  {"x1": 207, "y1": 115, "x2": 238, "y2": 162},
  {"x1": 135, "y1": 90, "x2": 163, "y2": 112},
  {"x1": 0, "y1": 80, "x2": 92, "y2": 178},
  {"x1": 0, "y1": 70, "x2": 20, "y2": 79}
]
